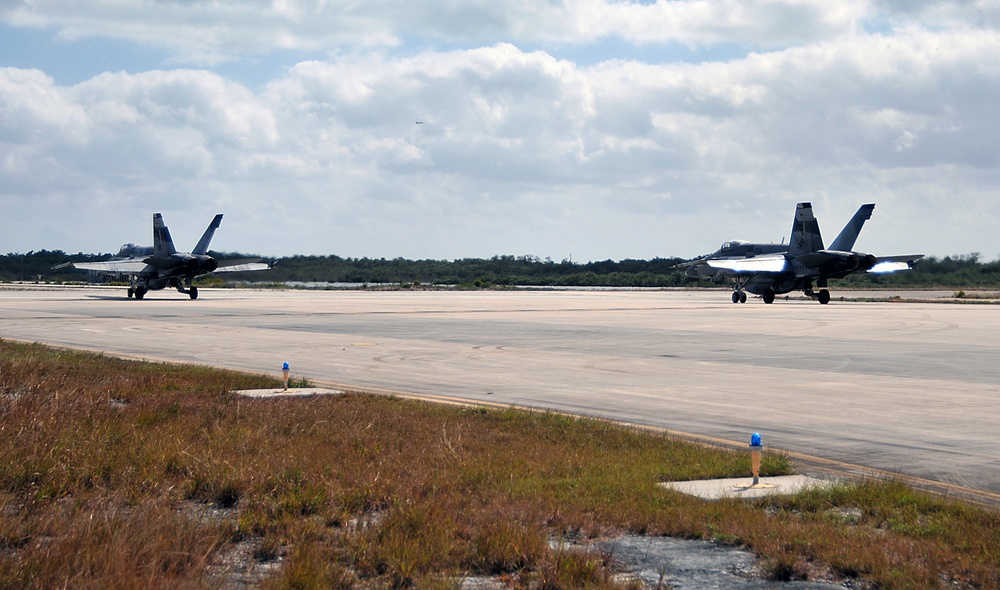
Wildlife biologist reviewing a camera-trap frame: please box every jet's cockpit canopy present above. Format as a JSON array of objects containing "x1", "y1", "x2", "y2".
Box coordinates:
[
  {"x1": 719, "y1": 240, "x2": 749, "y2": 253},
  {"x1": 116, "y1": 243, "x2": 154, "y2": 258}
]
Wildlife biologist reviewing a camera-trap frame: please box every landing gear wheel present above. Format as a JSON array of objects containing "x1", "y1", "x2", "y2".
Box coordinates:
[
  {"x1": 818, "y1": 289, "x2": 831, "y2": 304},
  {"x1": 134, "y1": 287, "x2": 146, "y2": 300},
  {"x1": 762, "y1": 289, "x2": 776, "y2": 304},
  {"x1": 189, "y1": 287, "x2": 199, "y2": 300},
  {"x1": 732, "y1": 291, "x2": 740, "y2": 304},
  {"x1": 739, "y1": 292, "x2": 747, "y2": 304},
  {"x1": 127, "y1": 288, "x2": 134, "y2": 298}
]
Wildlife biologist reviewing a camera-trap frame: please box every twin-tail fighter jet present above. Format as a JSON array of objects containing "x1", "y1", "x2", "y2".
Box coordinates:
[
  {"x1": 678, "y1": 203, "x2": 876, "y2": 288},
  {"x1": 60, "y1": 213, "x2": 269, "y2": 300},
  {"x1": 680, "y1": 202, "x2": 922, "y2": 304}
]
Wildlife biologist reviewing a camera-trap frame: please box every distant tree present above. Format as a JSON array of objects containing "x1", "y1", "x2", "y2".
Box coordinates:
[{"x1": 4, "y1": 250, "x2": 997, "y2": 289}]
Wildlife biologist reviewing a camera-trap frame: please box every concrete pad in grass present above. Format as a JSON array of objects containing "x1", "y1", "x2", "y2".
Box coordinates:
[
  {"x1": 233, "y1": 388, "x2": 342, "y2": 399},
  {"x1": 661, "y1": 475, "x2": 835, "y2": 500}
]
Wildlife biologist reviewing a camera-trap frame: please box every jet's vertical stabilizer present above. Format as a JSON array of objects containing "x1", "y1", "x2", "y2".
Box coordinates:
[
  {"x1": 152, "y1": 213, "x2": 177, "y2": 258},
  {"x1": 787, "y1": 202, "x2": 824, "y2": 257},
  {"x1": 829, "y1": 203, "x2": 875, "y2": 252},
  {"x1": 193, "y1": 214, "x2": 224, "y2": 255}
]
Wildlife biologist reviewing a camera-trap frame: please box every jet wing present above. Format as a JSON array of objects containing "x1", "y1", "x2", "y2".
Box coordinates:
[
  {"x1": 212, "y1": 259, "x2": 271, "y2": 273},
  {"x1": 63, "y1": 260, "x2": 152, "y2": 274},
  {"x1": 706, "y1": 256, "x2": 789, "y2": 274},
  {"x1": 868, "y1": 254, "x2": 924, "y2": 274}
]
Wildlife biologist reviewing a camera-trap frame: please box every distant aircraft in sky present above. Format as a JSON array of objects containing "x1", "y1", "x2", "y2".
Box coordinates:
[
  {"x1": 680, "y1": 202, "x2": 922, "y2": 304},
  {"x1": 58, "y1": 213, "x2": 269, "y2": 300}
]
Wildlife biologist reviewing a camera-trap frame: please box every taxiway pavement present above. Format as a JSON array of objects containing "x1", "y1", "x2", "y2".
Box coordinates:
[{"x1": 2, "y1": 285, "x2": 998, "y2": 497}]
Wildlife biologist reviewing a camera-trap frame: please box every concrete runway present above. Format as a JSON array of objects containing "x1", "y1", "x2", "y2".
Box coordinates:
[{"x1": 2, "y1": 285, "x2": 999, "y2": 499}]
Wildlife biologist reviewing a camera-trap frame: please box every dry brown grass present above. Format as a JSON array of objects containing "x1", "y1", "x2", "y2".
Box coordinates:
[{"x1": 1, "y1": 339, "x2": 998, "y2": 589}]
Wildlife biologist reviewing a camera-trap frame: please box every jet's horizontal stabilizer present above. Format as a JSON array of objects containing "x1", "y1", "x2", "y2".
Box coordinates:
[
  {"x1": 869, "y1": 261, "x2": 912, "y2": 273},
  {"x1": 868, "y1": 254, "x2": 924, "y2": 273},
  {"x1": 213, "y1": 259, "x2": 271, "y2": 273}
]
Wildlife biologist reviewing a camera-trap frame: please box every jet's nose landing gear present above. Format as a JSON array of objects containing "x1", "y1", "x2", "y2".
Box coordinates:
[
  {"x1": 730, "y1": 278, "x2": 750, "y2": 303},
  {"x1": 189, "y1": 287, "x2": 199, "y2": 300}
]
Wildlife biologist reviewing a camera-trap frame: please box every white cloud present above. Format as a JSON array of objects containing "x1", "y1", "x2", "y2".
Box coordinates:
[
  {"x1": 0, "y1": 0, "x2": 915, "y2": 63},
  {"x1": 0, "y1": 68, "x2": 89, "y2": 143}
]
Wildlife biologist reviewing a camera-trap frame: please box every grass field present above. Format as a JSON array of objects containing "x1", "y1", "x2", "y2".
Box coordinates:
[{"x1": 1, "y1": 339, "x2": 998, "y2": 588}]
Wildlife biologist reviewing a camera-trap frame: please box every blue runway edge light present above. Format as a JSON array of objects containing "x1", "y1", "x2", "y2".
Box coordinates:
[{"x1": 750, "y1": 432, "x2": 762, "y2": 447}]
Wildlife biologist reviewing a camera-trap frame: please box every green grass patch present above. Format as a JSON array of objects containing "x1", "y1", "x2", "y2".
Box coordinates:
[{"x1": 1, "y1": 338, "x2": 998, "y2": 588}]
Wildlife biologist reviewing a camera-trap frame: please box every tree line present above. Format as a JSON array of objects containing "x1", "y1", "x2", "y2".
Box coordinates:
[{"x1": 2, "y1": 250, "x2": 998, "y2": 289}]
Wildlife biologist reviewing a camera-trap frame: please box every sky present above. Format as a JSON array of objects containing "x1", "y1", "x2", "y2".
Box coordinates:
[{"x1": 1, "y1": 1, "x2": 998, "y2": 262}]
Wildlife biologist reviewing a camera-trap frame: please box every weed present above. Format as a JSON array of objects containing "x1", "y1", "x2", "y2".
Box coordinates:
[
  {"x1": 2, "y1": 339, "x2": 999, "y2": 589},
  {"x1": 287, "y1": 376, "x2": 313, "y2": 388}
]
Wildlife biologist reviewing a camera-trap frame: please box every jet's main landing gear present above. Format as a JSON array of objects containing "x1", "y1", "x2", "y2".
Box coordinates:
[
  {"x1": 176, "y1": 282, "x2": 199, "y2": 300},
  {"x1": 762, "y1": 288, "x2": 776, "y2": 304},
  {"x1": 804, "y1": 288, "x2": 832, "y2": 304}
]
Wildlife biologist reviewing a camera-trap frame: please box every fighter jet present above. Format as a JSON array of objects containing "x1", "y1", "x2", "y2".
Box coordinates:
[
  {"x1": 60, "y1": 213, "x2": 269, "y2": 300},
  {"x1": 678, "y1": 203, "x2": 876, "y2": 290},
  {"x1": 684, "y1": 202, "x2": 922, "y2": 304}
]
